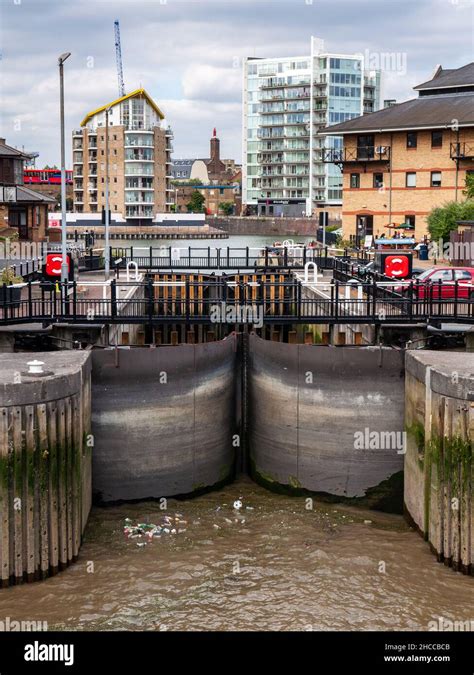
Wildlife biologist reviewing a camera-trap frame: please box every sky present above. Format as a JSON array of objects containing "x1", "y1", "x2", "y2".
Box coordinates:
[{"x1": 0, "y1": 0, "x2": 473, "y2": 166}]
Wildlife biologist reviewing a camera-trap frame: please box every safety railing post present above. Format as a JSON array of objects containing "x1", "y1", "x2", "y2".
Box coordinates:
[
  {"x1": 372, "y1": 275, "x2": 377, "y2": 319},
  {"x1": 28, "y1": 280, "x2": 32, "y2": 319},
  {"x1": 73, "y1": 280, "x2": 77, "y2": 320},
  {"x1": 111, "y1": 279, "x2": 117, "y2": 319},
  {"x1": 185, "y1": 279, "x2": 190, "y2": 322},
  {"x1": 2, "y1": 283, "x2": 7, "y2": 324},
  {"x1": 147, "y1": 277, "x2": 153, "y2": 322},
  {"x1": 454, "y1": 279, "x2": 458, "y2": 319}
]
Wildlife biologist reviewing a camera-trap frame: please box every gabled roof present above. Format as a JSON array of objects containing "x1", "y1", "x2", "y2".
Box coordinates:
[
  {"x1": 320, "y1": 93, "x2": 474, "y2": 135},
  {"x1": 414, "y1": 62, "x2": 474, "y2": 90},
  {"x1": 0, "y1": 141, "x2": 30, "y2": 160},
  {"x1": 80, "y1": 88, "x2": 165, "y2": 127},
  {"x1": 16, "y1": 186, "x2": 56, "y2": 203}
]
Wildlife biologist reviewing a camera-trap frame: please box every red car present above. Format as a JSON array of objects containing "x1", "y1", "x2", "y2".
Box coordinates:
[{"x1": 398, "y1": 267, "x2": 474, "y2": 300}]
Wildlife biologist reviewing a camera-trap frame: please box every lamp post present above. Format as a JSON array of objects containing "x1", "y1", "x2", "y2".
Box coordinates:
[
  {"x1": 58, "y1": 52, "x2": 71, "y2": 285},
  {"x1": 104, "y1": 107, "x2": 112, "y2": 280}
]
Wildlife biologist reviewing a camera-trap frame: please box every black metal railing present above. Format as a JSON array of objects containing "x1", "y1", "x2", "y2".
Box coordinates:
[
  {"x1": 322, "y1": 145, "x2": 391, "y2": 164},
  {"x1": 1, "y1": 275, "x2": 472, "y2": 326},
  {"x1": 450, "y1": 142, "x2": 474, "y2": 160}
]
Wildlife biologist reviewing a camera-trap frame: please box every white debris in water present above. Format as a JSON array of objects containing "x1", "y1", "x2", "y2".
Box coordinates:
[{"x1": 233, "y1": 500, "x2": 243, "y2": 510}]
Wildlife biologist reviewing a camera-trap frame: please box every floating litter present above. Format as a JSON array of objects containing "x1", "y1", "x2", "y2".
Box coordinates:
[{"x1": 233, "y1": 500, "x2": 243, "y2": 510}]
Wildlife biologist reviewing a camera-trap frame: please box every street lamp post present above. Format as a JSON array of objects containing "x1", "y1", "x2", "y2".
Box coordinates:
[
  {"x1": 58, "y1": 52, "x2": 71, "y2": 285},
  {"x1": 104, "y1": 107, "x2": 111, "y2": 280}
]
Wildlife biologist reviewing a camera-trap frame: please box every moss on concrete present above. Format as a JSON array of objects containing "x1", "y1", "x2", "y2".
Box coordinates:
[{"x1": 250, "y1": 456, "x2": 404, "y2": 513}]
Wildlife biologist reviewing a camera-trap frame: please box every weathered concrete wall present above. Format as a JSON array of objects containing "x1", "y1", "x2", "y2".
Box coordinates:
[
  {"x1": 212, "y1": 216, "x2": 339, "y2": 237},
  {"x1": 91, "y1": 338, "x2": 237, "y2": 502},
  {"x1": 0, "y1": 352, "x2": 91, "y2": 587},
  {"x1": 248, "y1": 335, "x2": 405, "y2": 498},
  {"x1": 404, "y1": 351, "x2": 474, "y2": 574}
]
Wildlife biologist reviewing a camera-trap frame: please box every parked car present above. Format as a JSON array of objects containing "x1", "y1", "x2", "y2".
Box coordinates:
[{"x1": 395, "y1": 267, "x2": 474, "y2": 299}]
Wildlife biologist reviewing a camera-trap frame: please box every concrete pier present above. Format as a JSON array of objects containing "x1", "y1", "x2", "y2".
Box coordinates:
[
  {"x1": 0, "y1": 352, "x2": 92, "y2": 587},
  {"x1": 404, "y1": 351, "x2": 474, "y2": 574}
]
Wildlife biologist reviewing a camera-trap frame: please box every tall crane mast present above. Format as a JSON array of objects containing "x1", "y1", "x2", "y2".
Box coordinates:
[{"x1": 114, "y1": 20, "x2": 126, "y2": 97}]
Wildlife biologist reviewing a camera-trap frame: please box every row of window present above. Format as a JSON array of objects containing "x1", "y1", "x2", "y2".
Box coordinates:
[
  {"x1": 406, "y1": 130, "x2": 443, "y2": 149},
  {"x1": 350, "y1": 171, "x2": 443, "y2": 189}
]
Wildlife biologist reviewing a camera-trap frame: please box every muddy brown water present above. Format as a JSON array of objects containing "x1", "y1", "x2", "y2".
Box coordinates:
[{"x1": 1, "y1": 478, "x2": 472, "y2": 631}]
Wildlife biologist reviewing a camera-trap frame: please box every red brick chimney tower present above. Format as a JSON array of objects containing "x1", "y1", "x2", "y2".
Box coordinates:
[
  {"x1": 210, "y1": 127, "x2": 220, "y2": 163},
  {"x1": 207, "y1": 128, "x2": 225, "y2": 178}
]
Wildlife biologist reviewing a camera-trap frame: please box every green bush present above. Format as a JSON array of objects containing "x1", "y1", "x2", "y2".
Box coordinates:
[
  {"x1": 0, "y1": 266, "x2": 23, "y2": 285},
  {"x1": 427, "y1": 200, "x2": 474, "y2": 242}
]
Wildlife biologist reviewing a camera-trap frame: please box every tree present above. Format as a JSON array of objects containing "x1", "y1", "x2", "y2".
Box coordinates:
[
  {"x1": 186, "y1": 190, "x2": 205, "y2": 213},
  {"x1": 218, "y1": 201, "x2": 234, "y2": 216},
  {"x1": 427, "y1": 200, "x2": 474, "y2": 242},
  {"x1": 462, "y1": 172, "x2": 474, "y2": 199}
]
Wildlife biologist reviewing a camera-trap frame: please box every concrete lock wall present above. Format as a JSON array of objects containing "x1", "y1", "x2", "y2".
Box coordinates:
[
  {"x1": 0, "y1": 352, "x2": 92, "y2": 587},
  {"x1": 91, "y1": 337, "x2": 237, "y2": 502},
  {"x1": 404, "y1": 351, "x2": 474, "y2": 574},
  {"x1": 248, "y1": 335, "x2": 405, "y2": 498}
]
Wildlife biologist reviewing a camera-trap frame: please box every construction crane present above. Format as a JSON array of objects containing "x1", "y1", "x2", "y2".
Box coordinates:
[{"x1": 114, "y1": 20, "x2": 126, "y2": 97}]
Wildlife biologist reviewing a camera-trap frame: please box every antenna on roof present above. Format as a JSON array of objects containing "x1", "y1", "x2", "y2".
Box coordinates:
[{"x1": 114, "y1": 20, "x2": 126, "y2": 97}]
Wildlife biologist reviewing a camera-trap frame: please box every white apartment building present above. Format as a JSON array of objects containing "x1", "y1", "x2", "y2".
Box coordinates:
[{"x1": 243, "y1": 37, "x2": 381, "y2": 216}]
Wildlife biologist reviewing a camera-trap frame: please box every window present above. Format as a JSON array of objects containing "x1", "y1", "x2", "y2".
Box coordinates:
[
  {"x1": 114, "y1": 177, "x2": 117, "y2": 183},
  {"x1": 407, "y1": 132, "x2": 417, "y2": 148},
  {"x1": 113, "y1": 135, "x2": 117, "y2": 141},
  {"x1": 405, "y1": 215, "x2": 416, "y2": 228},
  {"x1": 430, "y1": 270, "x2": 452, "y2": 282},
  {"x1": 373, "y1": 173, "x2": 384, "y2": 188},
  {"x1": 350, "y1": 173, "x2": 360, "y2": 188},
  {"x1": 431, "y1": 171, "x2": 442, "y2": 187},
  {"x1": 406, "y1": 172, "x2": 416, "y2": 188},
  {"x1": 357, "y1": 134, "x2": 374, "y2": 159},
  {"x1": 431, "y1": 131, "x2": 443, "y2": 148},
  {"x1": 454, "y1": 270, "x2": 472, "y2": 281}
]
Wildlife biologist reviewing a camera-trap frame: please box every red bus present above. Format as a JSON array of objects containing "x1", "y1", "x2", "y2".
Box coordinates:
[{"x1": 24, "y1": 168, "x2": 73, "y2": 185}]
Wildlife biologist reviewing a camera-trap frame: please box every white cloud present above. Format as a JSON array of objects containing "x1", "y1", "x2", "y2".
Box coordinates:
[{"x1": 182, "y1": 64, "x2": 242, "y2": 102}]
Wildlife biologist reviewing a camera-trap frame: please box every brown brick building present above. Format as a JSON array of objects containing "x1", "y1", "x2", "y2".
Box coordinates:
[
  {"x1": 321, "y1": 63, "x2": 474, "y2": 245},
  {"x1": 73, "y1": 88, "x2": 173, "y2": 224},
  {"x1": 0, "y1": 139, "x2": 54, "y2": 241}
]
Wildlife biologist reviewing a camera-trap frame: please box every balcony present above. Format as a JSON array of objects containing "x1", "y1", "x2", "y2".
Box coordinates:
[
  {"x1": 125, "y1": 206, "x2": 154, "y2": 218},
  {"x1": 450, "y1": 142, "x2": 474, "y2": 160},
  {"x1": 125, "y1": 166, "x2": 154, "y2": 176},
  {"x1": 72, "y1": 129, "x2": 82, "y2": 137},
  {"x1": 322, "y1": 145, "x2": 391, "y2": 165}
]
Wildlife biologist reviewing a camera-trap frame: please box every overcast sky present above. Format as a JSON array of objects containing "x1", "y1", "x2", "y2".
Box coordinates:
[{"x1": 0, "y1": 0, "x2": 473, "y2": 166}]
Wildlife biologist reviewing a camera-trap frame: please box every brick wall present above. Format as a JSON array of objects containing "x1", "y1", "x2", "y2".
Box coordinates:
[{"x1": 341, "y1": 128, "x2": 474, "y2": 241}]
